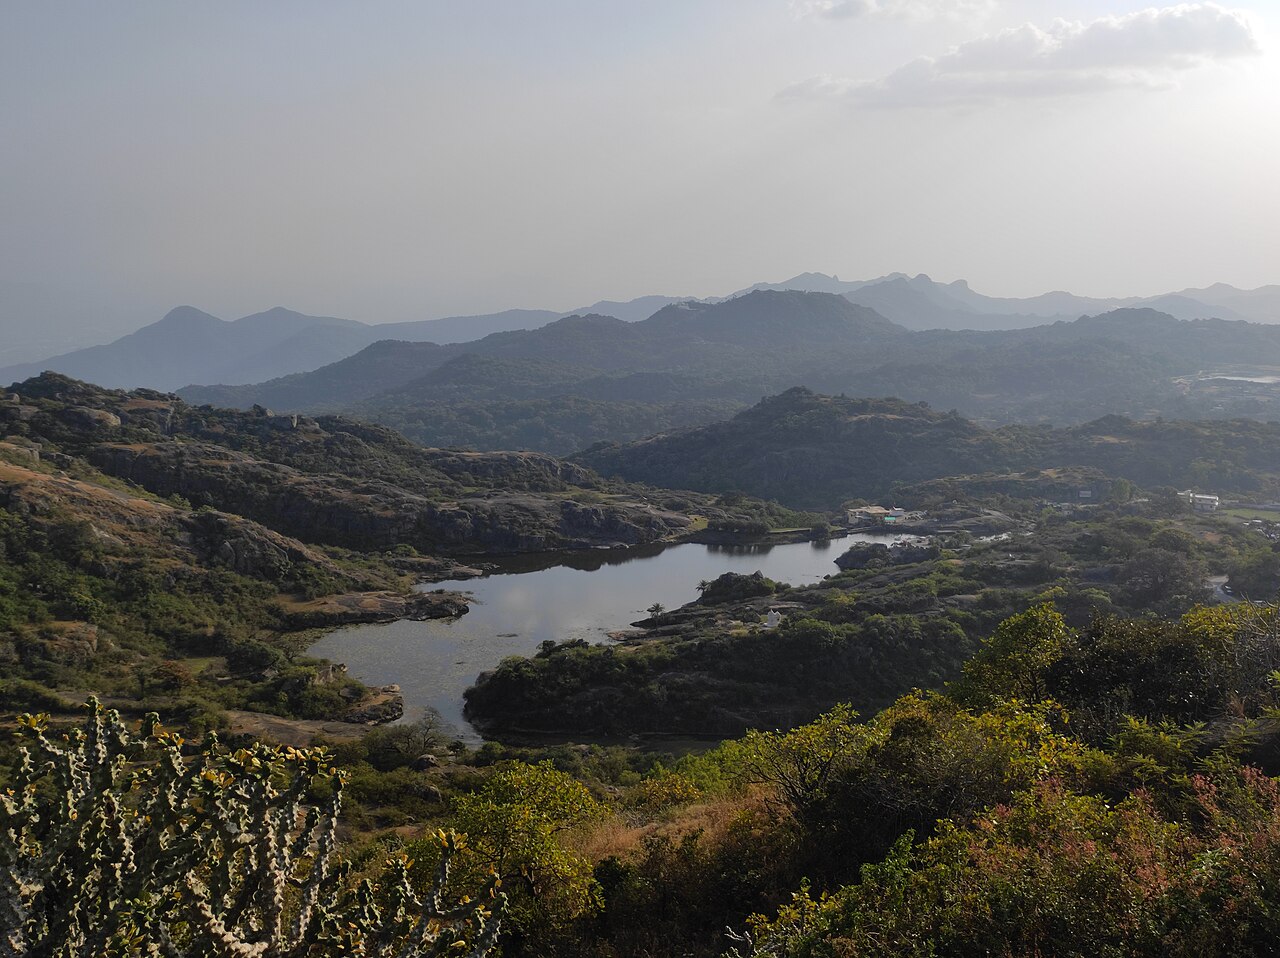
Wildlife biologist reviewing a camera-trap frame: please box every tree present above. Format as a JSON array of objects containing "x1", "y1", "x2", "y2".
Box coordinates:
[
  {"x1": 361, "y1": 713, "x2": 446, "y2": 770},
  {"x1": 144, "y1": 659, "x2": 197, "y2": 695},
  {"x1": 731, "y1": 704, "x2": 864, "y2": 826},
  {"x1": 1118, "y1": 547, "x2": 1207, "y2": 612},
  {"x1": 1148, "y1": 486, "x2": 1189, "y2": 518},
  {"x1": 420, "y1": 761, "x2": 605, "y2": 941},
  {"x1": 0, "y1": 700, "x2": 503, "y2": 957},
  {"x1": 960, "y1": 603, "x2": 1074, "y2": 705},
  {"x1": 1108, "y1": 478, "x2": 1135, "y2": 503}
]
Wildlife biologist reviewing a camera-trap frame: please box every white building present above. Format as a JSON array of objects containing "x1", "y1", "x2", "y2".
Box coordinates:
[{"x1": 1183, "y1": 491, "x2": 1220, "y2": 512}]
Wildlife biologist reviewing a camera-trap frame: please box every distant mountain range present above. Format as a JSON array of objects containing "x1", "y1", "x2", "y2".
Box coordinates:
[
  {"x1": 173, "y1": 291, "x2": 1280, "y2": 456},
  {"x1": 0, "y1": 305, "x2": 564, "y2": 392},
  {"x1": 5, "y1": 274, "x2": 1277, "y2": 393},
  {"x1": 179, "y1": 291, "x2": 900, "y2": 411},
  {"x1": 0, "y1": 280, "x2": 145, "y2": 366},
  {"x1": 733, "y1": 272, "x2": 1276, "y2": 330}
]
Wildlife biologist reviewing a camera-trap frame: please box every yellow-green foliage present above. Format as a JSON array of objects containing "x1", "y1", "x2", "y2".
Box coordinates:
[
  {"x1": 738, "y1": 767, "x2": 1280, "y2": 958},
  {"x1": 727, "y1": 704, "x2": 865, "y2": 823},
  {"x1": 960, "y1": 602, "x2": 1074, "y2": 705},
  {"x1": 629, "y1": 766, "x2": 704, "y2": 811},
  {"x1": 411, "y1": 761, "x2": 605, "y2": 938}
]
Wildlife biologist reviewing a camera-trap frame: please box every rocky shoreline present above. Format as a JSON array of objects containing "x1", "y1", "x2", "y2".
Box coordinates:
[
  {"x1": 285, "y1": 586, "x2": 474, "y2": 727},
  {"x1": 279, "y1": 588, "x2": 472, "y2": 629}
]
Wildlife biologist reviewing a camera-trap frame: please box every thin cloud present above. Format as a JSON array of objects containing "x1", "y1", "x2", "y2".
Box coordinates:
[
  {"x1": 792, "y1": 0, "x2": 995, "y2": 20},
  {"x1": 782, "y1": 3, "x2": 1260, "y2": 106}
]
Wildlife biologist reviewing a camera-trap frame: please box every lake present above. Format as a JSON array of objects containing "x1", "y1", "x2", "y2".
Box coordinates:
[{"x1": 308, "y1": 533, "x2": 916, "y2": 740}]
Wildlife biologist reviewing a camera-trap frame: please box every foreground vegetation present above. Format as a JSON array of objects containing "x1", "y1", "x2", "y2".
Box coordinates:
[
  {"x1": 719, "y1": 602, "x2": 1280, "y2": 957},
  {"x1": 13, "y1": 598, "x2": 1280, "y2": 956},
  {"x1": 466, "y1": 601, "x2": 1280, "y2": 955}
]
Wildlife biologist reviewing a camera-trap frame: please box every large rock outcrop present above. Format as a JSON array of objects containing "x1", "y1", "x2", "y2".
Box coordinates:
[
  {"x1": 88, "y1": 441, "x2": 688, "y2": 555},
  {"x1": 8, "y1": 373, "x2": 694, "y2": 556}
]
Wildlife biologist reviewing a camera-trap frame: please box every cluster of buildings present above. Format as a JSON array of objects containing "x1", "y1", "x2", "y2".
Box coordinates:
[
  {"x1": 847, "y1": 505, "x2": 922, "y2": 526},
  {"x1": 1059, "y1": 489, "x2": 1218, "y2": 512}
]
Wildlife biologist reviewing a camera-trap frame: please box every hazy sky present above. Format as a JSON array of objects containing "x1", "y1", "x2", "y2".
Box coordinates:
[{"x1": 2, "y1": 1, "x2": 1277, "y2": 341}]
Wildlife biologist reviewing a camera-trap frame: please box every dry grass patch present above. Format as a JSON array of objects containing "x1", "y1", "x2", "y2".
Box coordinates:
[{"x1": 576, "y1": 790, "x2": 770, "y2": 864}]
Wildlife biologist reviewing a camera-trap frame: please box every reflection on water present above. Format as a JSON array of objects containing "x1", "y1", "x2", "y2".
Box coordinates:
[
  {"x1": 472, "y1": 539, "x2": 801, "y2": 576},
  {"x1": 308, "y1": 534, "x2": 915, "y2": 741}
]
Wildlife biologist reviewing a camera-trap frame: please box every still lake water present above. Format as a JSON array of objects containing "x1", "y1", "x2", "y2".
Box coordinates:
[{"x1": 308, "y1": 533, "x2": 914, "y2": 740}]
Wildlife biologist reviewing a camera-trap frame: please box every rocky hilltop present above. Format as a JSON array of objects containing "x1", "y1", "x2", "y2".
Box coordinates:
[
  {"x1": 3, "y1": 373, "x2": 692, "y2": 554},
  {"x1": 0, "y1": 454, "x2": 361, "y2": 595}
]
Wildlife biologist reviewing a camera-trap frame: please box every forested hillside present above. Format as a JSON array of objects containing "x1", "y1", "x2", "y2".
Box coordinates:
[{"x1": 0, "y1": 428, "x2": 432, "y2": 731}]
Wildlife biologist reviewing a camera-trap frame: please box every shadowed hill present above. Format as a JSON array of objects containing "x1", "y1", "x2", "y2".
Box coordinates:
[
  {"x1": 182, "y1": 340, "x2": 461, "y2": 412},
  {"x1": 576, "y1": 388, "x2": 1028, "y2": 508},
  {"x1": 576, "y1": 386, "x2": 1280, "y2": 509}
]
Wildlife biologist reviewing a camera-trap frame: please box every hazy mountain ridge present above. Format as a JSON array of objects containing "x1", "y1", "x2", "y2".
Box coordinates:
[
  {"x1": 0, "y1": 305, "x2": 561, "y2": 392},
  {"x1": 172, "y1": 296, "x2": 1280, "y2": 457},
  {"x1": 0, "y1": 280, "x2": 147, "y2": 365},
  {"x1": 746, "y1": 271, "x2": 1271, "y2": 330},
  {"x1": 0, "y1": 306, "x2": 365, "y2": 392},
  {"x1": 7, "y1": 275, "x2": 1276, "y2": 395},
  {"x1": 176, "y1": 292, "x2": 893, "y2": 453}
]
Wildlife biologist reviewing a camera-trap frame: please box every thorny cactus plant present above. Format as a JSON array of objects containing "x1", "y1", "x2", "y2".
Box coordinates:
[{"x1": 0, "y1": 699, "x2": 504, "y2": 957}]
